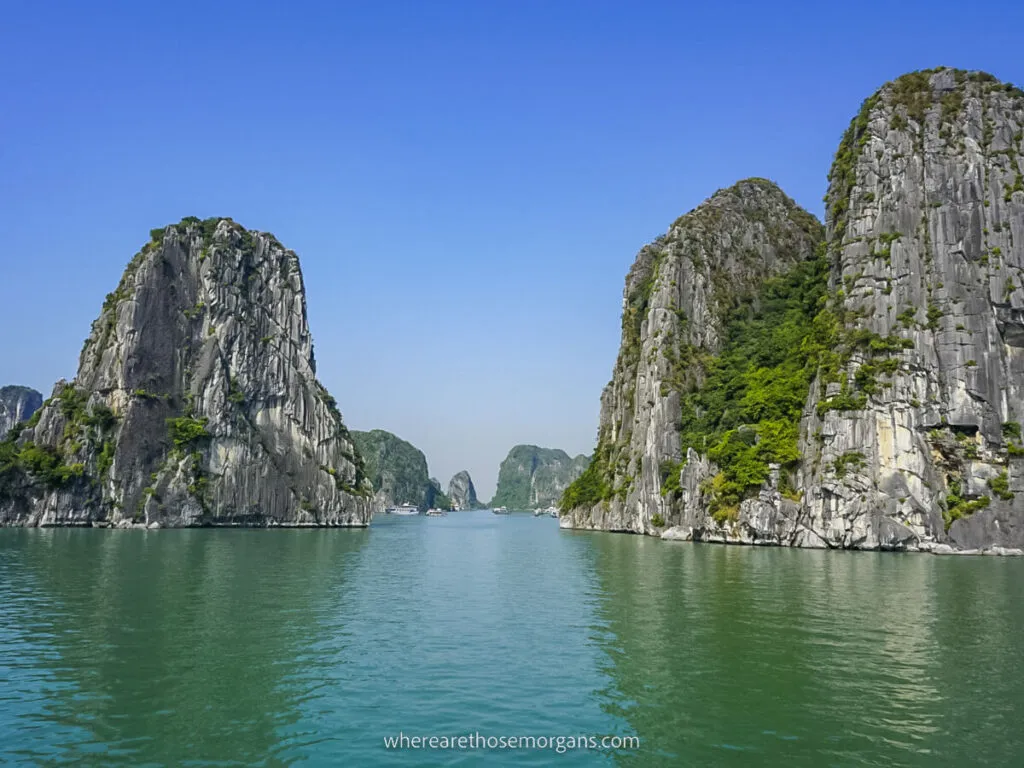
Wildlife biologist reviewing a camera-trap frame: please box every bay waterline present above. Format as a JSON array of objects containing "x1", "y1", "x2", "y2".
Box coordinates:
[{"x1": 0, "y1": 511, "x2": 1021, "y2": 765}]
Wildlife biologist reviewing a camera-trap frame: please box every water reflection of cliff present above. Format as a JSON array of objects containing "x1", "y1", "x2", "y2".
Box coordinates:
[
  {"x1": 0, "y1": 529, "x2": 368, "y2": 764},
  {"x1": 586, "y1": 536, "x2": 1024, "y2": 766}
]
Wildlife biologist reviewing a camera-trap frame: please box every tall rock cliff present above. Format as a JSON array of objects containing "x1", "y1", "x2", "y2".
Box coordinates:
[
  {"x1": 447, "y1": 470, "x2": 481, "y2": 510},
  {"x1": 0, "y1": 386, "x2": 42, "y2": 439},
  {"x1": 0, "y1": 217, "x2": 374, "y2": 527},
  {"x1": 562, "y1": 69, "x2": 1024, "y2": 552},
  {"x1": 351, "y1": 429, "x2": 450, "y2": 510},
  {"x1": 800, "y1": 68, "x2": 1024, "y2": 550},
  {"x1": 561, "y1": 178, "x2": 823, "y2": 531},
  {"x1": 491, "y1": 445, "x2": 589, "y2": 509}
]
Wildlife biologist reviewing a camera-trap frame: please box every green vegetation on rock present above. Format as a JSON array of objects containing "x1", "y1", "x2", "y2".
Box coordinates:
[
  {"x1": 0, "y1": 384, "x2": 121, "y2": 496},
  {"x1": 167, "y1": 417, "x2": 211, "y2": 448},
  {"x1": 989, "y1": 471, "x2": 1015, "y2": 501},
  {"x1": 943, "y1": 479, "x2": 991, "y2": 531},
  {"x1": 677, "y1": 253, "x2": 830, "y2": 518},
  {"x1": 659, "y1": 459, "x2": 683, "y2": 497},
  {"x1": 832, "y1": 451, "x2": 867, "y2": 479},
  {"x1": 0, "y1": 440, "x2": 83, "y2": 489},
  {"x1": 560, "y1": 449, "x2": 611, "y2": 509}
]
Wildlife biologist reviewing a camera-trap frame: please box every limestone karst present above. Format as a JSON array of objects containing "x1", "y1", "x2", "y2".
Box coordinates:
[{"x1": 562, "y1": 69, "x2": 1024, "y2": 551}]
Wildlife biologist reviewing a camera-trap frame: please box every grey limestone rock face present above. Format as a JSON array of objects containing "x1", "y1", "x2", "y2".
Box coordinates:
[
  {"x1": 801, "y1": 68, "x2": 1024, "y2": 550},
  {"x1": 563, "y1": 69, "x2": 1024, "y2": 551},
  {"x1": 0, "y1": 218, "x2": 375, "y2": 527},
  {"x1": 0, "y1": 386, "x2": 42, "y2": 439},
  {"x1": 447, "y1": 470, "x2": 480, "y2": 510}
]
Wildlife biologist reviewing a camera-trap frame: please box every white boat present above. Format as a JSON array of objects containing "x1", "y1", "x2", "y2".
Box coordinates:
[
  {"x1": 386, "y1": 503, "x2": 420, "y2": 516},
  {"x1": 533, "y1": 509, "x2": 544, "y2": 517},
  {"x1": 425, "y1": 508, "x2": 447, "y2": 517},
  {"x1": 492, "y1": 506, "x2": 510, "y2": 515},
  {"x1": 548, "y1": 507, "x2": 559, "y2": 518}
]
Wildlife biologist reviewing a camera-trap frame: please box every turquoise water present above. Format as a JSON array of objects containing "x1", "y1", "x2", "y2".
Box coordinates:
[{"x1": 1, "y1": 511, "x2": 1022, "y2": 765}]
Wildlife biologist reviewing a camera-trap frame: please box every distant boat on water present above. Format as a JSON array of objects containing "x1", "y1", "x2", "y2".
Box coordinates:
[
  {"x1": 492, "y1": 506, "x2": 510, "y2": 515},
  {"x1": 386, "y1": 503, "x2": 420, "y2": 516},
  {"x1": 425, "y1": 508, "x2": 446, "y2": 517}
]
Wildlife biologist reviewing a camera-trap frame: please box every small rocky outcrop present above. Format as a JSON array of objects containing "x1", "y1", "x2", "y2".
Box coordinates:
[
  {"x1": 447, "y1": 470, "x2": 481, "y2": 510},
  {"x1": 351, "y1": 429, "x2": 451, "y2": 510},
  {"x1": 0, "y1": 386, "x2": 42, "y2": 439},
  {"x1": 561, "y1": 68, "x2": 1024, "y2": 553},
  {"x1": 0, "y1": 218, "x2": 374, "y2": 527},
  {"x1": 491, "y1": 445, "x2": 589, "y2": 509}
]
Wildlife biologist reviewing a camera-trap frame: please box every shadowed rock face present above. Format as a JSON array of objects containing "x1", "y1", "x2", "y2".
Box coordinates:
[
  {"x1": 562, "y1": 69, "x2": 1024, "y2": 551},
  {"x1": 0, "y1": 386, "x2": 42, "y2": 439},
  {"x1": 447, "y1": 470, "x2": 480, "y2": 510},
  {"x1": 0, "y1": 218, "x2": 374, "y2": 527}
]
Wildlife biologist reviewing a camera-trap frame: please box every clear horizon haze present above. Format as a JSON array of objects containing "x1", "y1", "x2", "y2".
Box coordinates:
[{"x1": 3, "y1": 0, "x2": 1023, "y2": 499}]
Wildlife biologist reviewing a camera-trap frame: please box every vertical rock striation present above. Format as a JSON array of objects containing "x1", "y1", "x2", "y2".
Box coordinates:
[
  {"x1": 0, "y1": 218, "x2": 374, "y2": 527},
  {"x1": 0, "y1": 386, "x2": 43, "y2": 439},
  {"x1": 802, "y1": 68, "x2": 1024, "y2": 550},
  {"x1": 562, "y1": 69, "x2": 1024, "y2": 552}
]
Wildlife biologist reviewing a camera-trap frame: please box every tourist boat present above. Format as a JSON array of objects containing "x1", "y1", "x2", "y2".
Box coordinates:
[
  {"x1": 386, "y1": 503, "x2": 420, "y2": 516},
  {"x1": 533, "y1": 509, "x2": 544, "y2": 517},
  {"x1": 492, "y1": 506, "x2": 510, "y2": 515},
  {"x1": 425, "y1": 508, "x2": 447, "y2": 517}
]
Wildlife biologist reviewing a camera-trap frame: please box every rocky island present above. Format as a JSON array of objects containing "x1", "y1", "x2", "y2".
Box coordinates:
[
  {"x1": 0, "y1": 218, "x2": 374, "y2": 527},
  {"x1": 447, "y1": 470, "x2": 482, "y2": 510},
  {"x1": 352, "y1": 429, "x2": 452, "y2": 510},
  {"x1": 491, "y1": 445, "x2": 589, "y2": 509},
  {"x1": 0, "y1": 386, "x2": 42, "y2": 439},
  {"x1": 561, "y1": 68, "x2": 1024, "y2": 553}
]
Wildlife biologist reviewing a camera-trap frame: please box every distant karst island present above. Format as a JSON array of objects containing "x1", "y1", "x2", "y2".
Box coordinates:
[
  {"x1": 351, "y1": 428, "x2": 475, "y2": 511},
  {"x1": 490, "y1": 445, "x2": 589, "y2": 510},
  {"x1": 0, "y1": 386, "x2": 42, "y2": 440}
]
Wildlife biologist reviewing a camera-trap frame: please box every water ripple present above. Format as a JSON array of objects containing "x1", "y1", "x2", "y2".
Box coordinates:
[{"x1": 1, "y1": 520, "x2": 1022, "y2": 765}]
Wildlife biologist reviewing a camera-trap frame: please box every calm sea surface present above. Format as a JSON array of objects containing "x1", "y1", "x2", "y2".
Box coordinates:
[{"x1": 1, "y1": 511, "x2": 1022, "y2": 766}]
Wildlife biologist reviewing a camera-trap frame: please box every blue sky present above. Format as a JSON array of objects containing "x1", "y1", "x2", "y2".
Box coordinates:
[{"x1": 3, "y1": 1, "x2": 1023, "y2": 499}]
